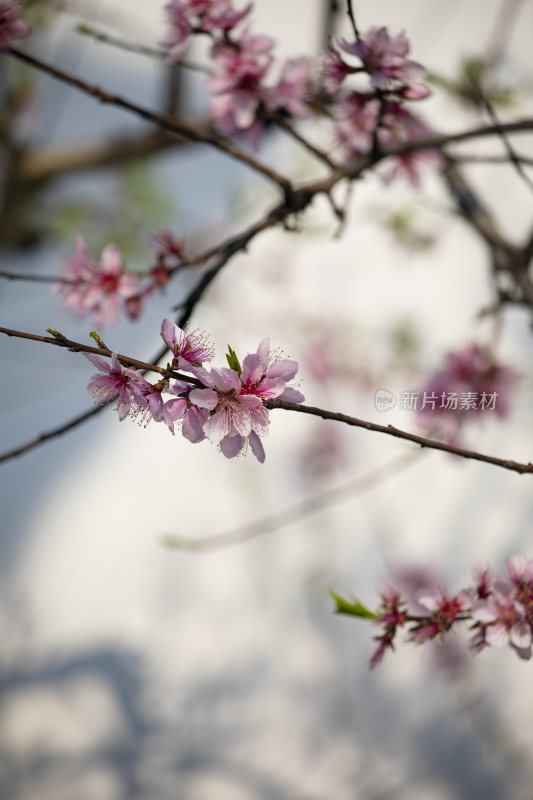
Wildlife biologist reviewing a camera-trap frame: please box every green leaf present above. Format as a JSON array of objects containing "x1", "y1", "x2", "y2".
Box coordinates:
[
  {"x1": 330, "y1": 590, "x2": 378, "y2": 619},
  {"x1": 225, "y1": 345, "x2": 242, "y2": 375}
]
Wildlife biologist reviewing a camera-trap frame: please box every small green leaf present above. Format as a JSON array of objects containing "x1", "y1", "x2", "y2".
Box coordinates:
[
  {"x1": 90, "y1": 331, "x2": 107, "y2": 350},
  {"x1": 46, "y1": 328, "x2": 67, "y2": 341},
  {"x1": 225, "y1": 345, "x2": 242, "y2": 375},
  {"x1": 330, "y1": 590, "x2": 378, "y2": 619}
]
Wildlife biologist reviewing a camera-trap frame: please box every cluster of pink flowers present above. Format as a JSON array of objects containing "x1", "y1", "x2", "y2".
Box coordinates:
[
  {"x1": 163, "y1": 0, "x2": 311, "y2": 144},
  {"x1": 0, "y1": 0, "x2": 31, "y2": 49},
  {"x1": 417, "y1": 343, "x2": 517, "y2": 444},
  {"x1": 84, "y1": 319, "x2": 304, "y2": 462},
  {"x1": 54, "y1": 234, "x2": 182, "y2": 326},
  {"x1": 323, "y1": 28, "x2": 438, "y2": 185},
  {"x1": 337, "y1": 556, "x2": 533, "y2": 669}
]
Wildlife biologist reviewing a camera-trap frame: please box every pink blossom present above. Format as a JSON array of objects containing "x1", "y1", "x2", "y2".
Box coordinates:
[
  {"x1": 322, "y1": 44, "x2": 358, "y2": 94},
  {"x1": 0, "y1": 1, "x2": 31, "y2": 49},
  {"x1": 208, "y1": 30, "x2": 274, "y2": 138},
  {"x1": 129, "y1": 378, "x2": 178, "y2": 433},
  {"x1": 55, "y1": 236, "x2": 141, "y2": 327},
  {"x1": 163, "y1": 382, "x2": 210, "y2": 443},
  {"x1": 506, "y1": 555, "x2": 533, "y2": 587},
  {"x1": 409, "y1": 588, "x2": 474, "y2": 644},
  {"x1": 266, "y1": 57, "x2": 311, "y2": 118},
  {"x1": 471, "y1": 588, "x2": 532, "y2": 656},
  {"x1": 190, "y1": 366, "x2": 264, "y2": 443},
  {"x1": 341, "y1": 27, "x2": 428, "y2": 96},
  {"x1": 333, "y1": 92, "x2": 380, "y2": 161},
  {"x1": 239, "y1": 337, "x2": 304, "y2": 403},
  {"x1": 85, "y1": 352, "x2": 142, "y2": 421},
  {"x1": 379, "y1": 115, "x2": 443, "y2": 188},
  {"x1": 417, "y1": 343, "x2": 518, "y2": 444},
  {"x1": 370, "y1": 587, "x2": 406, "y2": 668},
  {"x1": 162, "y1": 0, "x2": 251, "y2": 62},
  {"x1": 160, "y1": 318, "x2": 215, "y2": 369},
  {"x1": 153, "y1": 230, "x2": 183, "y2": 259}
]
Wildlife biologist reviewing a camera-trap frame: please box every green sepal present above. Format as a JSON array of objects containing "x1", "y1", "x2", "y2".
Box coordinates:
[
  {"x1": 90, "y1": 331, "x2": 107, "y2": 350},
  {"x1": 46, "y1": 328, "x2": 67, "y2": 341},
  {"x1": 330, "y1": 590, "x2": 378, "y2": 620},
  {"x1": 225, "y1": 345, "x2": 242, "y2": 375}
]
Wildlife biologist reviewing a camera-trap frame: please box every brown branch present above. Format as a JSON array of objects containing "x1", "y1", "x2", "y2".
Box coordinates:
[
  {"x1": 18, "y1": 130, "x2": 180, "y2": 183},
  {"x1": 0, "y1": 401, "x2": 111, "y2": 464},
  {"x1": 0, "y1": 271, "x2": 68, "y2": 283},
  {"x1": 346, "y1": 0, "x2": 361, "y2": 42},
  {"x1": 162, "y1": 451, "x2": 420, "y2": 553},
  {"x1": 471, "y1": 82, "x2": 533, "y2": 195},
  {"x1": 0, "y1": 326, "x2": 197, "y2": 383},
  {"x1": 7, "y1": 47, "x2": 293, "y2": 195},
  {"x1": 267, "y1": 399, "x2": 533, "y2": 475}
]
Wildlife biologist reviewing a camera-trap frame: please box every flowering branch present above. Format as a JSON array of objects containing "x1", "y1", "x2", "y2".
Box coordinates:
[
  {"x1": 1, "y1": 325, "x2": 531, "y2": 474},
  {"x1": 334, "y1": 556, "x2": 533, "y2": 668}
]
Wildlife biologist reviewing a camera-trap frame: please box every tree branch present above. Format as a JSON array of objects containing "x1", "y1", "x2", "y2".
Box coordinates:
[
  {"x1": 7, "y1": 47, "x2": 293, "y2": 195},
  {"x1": 162, "y1": 451, "x2": 420, "y2": 553},
  {"x1": 267, "y1": 399, "x2": 533, "y2": 475}
]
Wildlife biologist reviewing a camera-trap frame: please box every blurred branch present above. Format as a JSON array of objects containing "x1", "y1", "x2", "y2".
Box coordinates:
[
  {"x1": 7, "y1": 47, "x2": 293, "y2": 194},
  {"x1": 346, "y1": 0, "x2": 361, "y2": 42},
  {"x1": 18, "y1": 129, "x2": 180, "y2": 182},
  {"x1": 75, "y1": 21, "x2": 212, "y2": 74},
  {"x1": 162, "y1": 451, "x2": 420, "y2": 552},
  {"x1": 470, "y1": 79, "x2": 533, "y2": 194}
]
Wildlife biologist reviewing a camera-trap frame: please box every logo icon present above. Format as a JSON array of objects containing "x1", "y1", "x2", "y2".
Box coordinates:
[{"x1": 375, "y1": 389, "x2": 396, "y2": 412}]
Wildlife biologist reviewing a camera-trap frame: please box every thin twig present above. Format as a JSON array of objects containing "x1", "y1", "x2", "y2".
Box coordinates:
[
  {"x1": 471, "y1": 80, "x2": 533, "y2": 195},
  {"x1": 0, "y1": 402, "x2": 112, "y2": 464},
  {"x1": 454, "y1": 154, "x2": 533, "y2": 167},
  {"x1": 272, "y1": 113, "x2": 337, "y2": 169},
  {"x1": 0, "y1": 326, "x2": 197, "y2": 382},
  {"x1": 267, "y1": 399, "x2": 533, "y2": 475},
  {"x1": 162, "y1": 451, "x2": 420, "y2": 552},
  {"x1": 76, "y1": 22, "x2": 212, "y2": 74},
  {"x1": 346, "y1": 0, "x2": 361, "y2": 42},
  {"x1": 0, "y1": 271, "x2": 71, "y2": 283},
  {"x1": 7, "y1": 47, "x2": 293, "y2": 195}
]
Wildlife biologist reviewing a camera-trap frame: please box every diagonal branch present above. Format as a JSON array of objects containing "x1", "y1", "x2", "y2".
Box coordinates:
[
  {"x1": 162, "y1": 451, "x2": 420, "y2": 553},
  {"x1": 7, "y1": 47, "x2": 293, "y2": 195},
  {"x1": 267, "y1": 399, "x2": 533, "y2": 475}
]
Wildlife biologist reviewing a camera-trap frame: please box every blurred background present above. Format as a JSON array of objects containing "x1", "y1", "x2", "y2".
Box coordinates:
[{"x1": 1, "y1": 1, "x2": 533, "y2": 798}]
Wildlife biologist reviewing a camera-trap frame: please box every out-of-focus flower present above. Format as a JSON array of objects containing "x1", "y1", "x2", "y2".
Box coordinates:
[
  {"x1": 54, "y1": 236, "x2": 141, "y2": 327},
  {"x1": 417, "y1": 343, "x2": 518, "y2": 444},
  {"x1": 322, "y1": 44, "x2": 359, "y2": 94},
  {"x1": 333, "y1": 91, "x2": 380, "y2": 161},
  {"x1": 341, "y1": 27, "x2": 429, "y2": 97},
  {"x1": 266, "y1": 57, "x2": 311, "y2": 118},
  {"x1": 162, "y1": 0, "x2": 251, "y2": 61},
  {"x1": 0, "y1": 0, "x2": 31, "y2": 49},
  {"x1": 208, "y1": 30, "x2": 274, "y2": 140}
]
